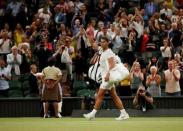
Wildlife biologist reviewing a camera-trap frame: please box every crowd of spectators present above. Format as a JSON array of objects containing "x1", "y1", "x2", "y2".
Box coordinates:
[{"x1": 0, "y1": 0, "x2": 183, "y2": 99}]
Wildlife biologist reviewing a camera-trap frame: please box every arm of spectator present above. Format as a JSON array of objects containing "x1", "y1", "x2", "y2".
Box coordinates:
[
  {"x1": 146, "y1": 75, "x2": 151, "y2": 86},
  {"x1": 144, "y1": 93, "x2": 153, "y2": 104},
  {"x1": 133, "y1": 93, "x2": 139, "y2": 107},
  {"x1": 172, "y1": 69, "x2": 181, "y2": 81},
  {"x1": 155, "y1": 75, "x2": 161, "y2": 86},
  {"x1": 139, "y1": 71, "x2": 144, "y2": 81},
  {"x1": 6, "y1": 54, "x2": 14, "y2": 65},
  {"x1": 2, "y1": 74, "x2": 11, "y2": 81},
  {"x1": 14, "y1": 55, "x2": 22, "y2": 65},
  {"x1": 71, "y1": 14, "x2": 78, "y2": 30}
]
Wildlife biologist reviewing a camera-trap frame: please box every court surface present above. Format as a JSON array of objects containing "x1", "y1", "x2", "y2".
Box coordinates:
[{"x1": 0, "y1": 117, "x2": 183, "y2": 131}]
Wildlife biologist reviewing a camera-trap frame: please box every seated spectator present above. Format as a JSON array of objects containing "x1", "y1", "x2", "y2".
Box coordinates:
[
  {"x1": 0, "y1": 58, "x2": 11, "y2": 97},
  {"x1": 146, "y1": 66, "x2": 161, "y2": 96},
  {"x1": 133, "y1": 86, "x2": 154, "y2": 112}
]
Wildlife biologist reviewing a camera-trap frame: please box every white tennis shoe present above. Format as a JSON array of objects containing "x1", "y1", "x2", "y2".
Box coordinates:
[
  {"x1": 115, "y1": 113, "x2": 129, "y2": 120},
  {"x1": 83, "y1": 112, "x2": 95, "y2": 120}
]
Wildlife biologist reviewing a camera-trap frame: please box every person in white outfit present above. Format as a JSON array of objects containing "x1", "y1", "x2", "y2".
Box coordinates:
[
  {"x1": 6, "y1": 46, "x2": 22, "y2": 75},
  {"x1": 83, "y1": 36, "x2": 129, "y2": 120}
]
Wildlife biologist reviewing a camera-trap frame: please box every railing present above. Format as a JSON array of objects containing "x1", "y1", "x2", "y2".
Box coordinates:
[{"x1": 1, "y1": 96, "x2": 183, "y2": 117}]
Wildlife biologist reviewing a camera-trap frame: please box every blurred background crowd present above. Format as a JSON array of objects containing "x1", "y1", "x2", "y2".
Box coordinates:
[{"x1": 0, "y1": 0, "x2": 183, "y2": 99}]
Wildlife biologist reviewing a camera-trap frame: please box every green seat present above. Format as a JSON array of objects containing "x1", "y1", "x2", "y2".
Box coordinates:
[
  {"x1": 22, "y1": 80, "x2": 31, "y2": 92},
  {"x1": 9, "y1": 80, "x2": 22, "y2": 90},
  {"x1": 73, "y1": 81, "x2": 88, "y2": 91},
  {"x1": 77, "y1": 89, "x2": 95, "y2": 98},
  {"x1": 18, "y1": 73, "x2": 30, "y2": 82},
  {"x1": 8, "y1": 90, "x2": 23, "y2": 97}
]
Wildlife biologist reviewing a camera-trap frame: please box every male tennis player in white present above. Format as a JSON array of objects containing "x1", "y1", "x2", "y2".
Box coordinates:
[{"x1": 84, "y1": 36, "x2": 129, "y2": 120}]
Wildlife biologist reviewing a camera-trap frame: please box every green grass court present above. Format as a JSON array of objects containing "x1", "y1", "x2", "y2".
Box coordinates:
[{"x1": 0, "y1": 117, "x2": 183, "y2": 131}]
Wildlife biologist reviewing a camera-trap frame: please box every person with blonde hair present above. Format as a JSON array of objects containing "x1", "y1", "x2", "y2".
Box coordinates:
[
  {"x1": 146, "y1": 66, "x2": 161, "y2": 96},
  {"x1": 129, "y1": 61, "x2": 144, "y2": 95},
  {"x1": 6, "y1": 46, "x2": 22, "y2": 75}
]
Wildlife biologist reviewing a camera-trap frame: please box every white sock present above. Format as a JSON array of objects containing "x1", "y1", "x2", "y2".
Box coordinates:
[
  {"x1": 91, "y1": 109, "x2": 97, "y2": 115},
  {"x1": 120, "y1": 109, "x2": 127, "y2": 114},
  {"x1": 58, "y1": 101, "x2": 63, "y2": 113}
]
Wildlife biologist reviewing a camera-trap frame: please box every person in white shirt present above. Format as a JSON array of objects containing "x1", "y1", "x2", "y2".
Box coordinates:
[
  {"x1": 94, "y1": 21, "x2": 104, "y2": 42},
  {"x1": 164, "y1": 60, "x2": 181, "y2": 96},
  {"x1": 38, "y1": 6, "x2": 52, "y2": 28},
  {"x1": 160, "y1": 38, "x2": 172, "y2": 58},
  {"x1": 83, "y1": 36, "x2": 129, "y2": 121},
  {"x1": 160, "y1": 2, "x2": 173, "y2": 18},
  {"x1": 0, "y1": 31, "x2": 12, "y2": 61},
  {"x1": 111, "y1": 26, "x2": 124, "y2": 54},
  {"x1": 0, "y1": 58, "x2": 11, "y2": 97},
  {"x1": 6, "y1": 46, "x2": 22, "y2": 75}
]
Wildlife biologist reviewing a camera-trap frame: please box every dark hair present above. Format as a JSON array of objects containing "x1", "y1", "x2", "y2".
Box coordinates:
[
  {"x1": 100, "y1": 36, "x2": 109, "y2": 42},
  {"x1": 47, "y1": 57, "x2": 56, "y2": 66}
]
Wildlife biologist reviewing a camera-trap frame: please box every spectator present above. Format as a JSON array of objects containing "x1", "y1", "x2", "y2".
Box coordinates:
[
  {"x1": 160, "y1": 38, "x2": 172, "y2": 70},
  {"x1": 146, "y1": 66, "x2": 161, "y2": 96},
  {"x1": 63, "y1": 36, "x2": 75, "y2": 81},
  {"x1": 131, "y1": 8, "x2": 144, "y2": 52},
  {"x1": 174, "y1": 53, "x2": 183, "y2": 72},
  {"x1": 133, "y1": 85, "x2": 154, "y2": 112},
  {"x1": 95, "y1": 0, "x2": 108, "y2": 22},
  {"x1": 94, "y1": 21, "x2": 104, "y2": 42},
  {"x1": 19, "y1": 40, "x2": 31, "y2": 74},
  {"x1": 54, "y1": 5, "x2": 66, "y2": 25},
  {"x1": 160, "y1": 1, "x2": 173, "y2": 18},
  {"x1": 117, "y1": 63, "x2": 132, "y2": 96},
  {"x1": 164, "y1": 60, "x2": 181, "y2": 96},
  {"x1": 73, "y1": 26, "x2": 91, "y2": 74},
  {"x1": 0, "y1": 0, "x2": 6, "y2": 29},
  {"x1": 34, "y1": 41, "x2": 52, "y2": 72},
  {"x1": 28, "y1": 64, "x2": 39, "y2": 97},
  {"x1": 14, "y1": 23, "x2": 25, "y2": 46},
  {"x1": 0, "y1": 23, "x2": 12, "y2": 39},
  {"x1": 129, "y1": 61, "x2": 144, "y2": 95},
  {"x1": 74, "y1": 0, "x2": 84, "y2": 14},
  {"x1": 7, "y1": 46, "x2": 22, "y2": 76},
  {"x1": 147, "y1": 56, "x2": 162, "y2": 73},
  {"x1": 169, "y1": 22, "x2": 182, "y2": 54},
  {"x1": 54, "y1": 0, "x2": 69, "y2": 14},
  {"x1": 0, "y1": 31, "x2": 12, "y2": 61},
  {"x1": 41, "y1": 59, "x2": 62, "y2": 118},
  {"x1": 0, "y1": 58, "x2": 11, "y2": 97},
  {"x1": 111, "y1": 26, "x2": 123, "y2": 55},
  {"x1": 6, "y1": 0, "x2": 22, "y2": 17},
  {"x1": 38, "y1": 6, "x2": 52, "y2": 28},
  {"x1": 144, "y1": 0, "x2": 158, "y2": 19}
]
